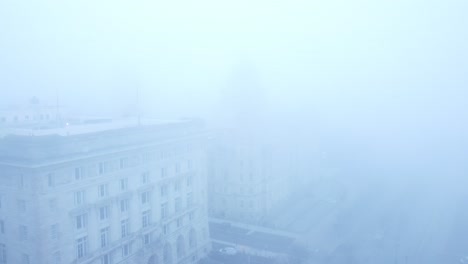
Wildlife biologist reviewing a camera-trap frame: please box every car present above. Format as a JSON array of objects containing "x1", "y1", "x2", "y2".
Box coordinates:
[{"x1": 219, "y1": 247, "x2": 237, "y2": 255}]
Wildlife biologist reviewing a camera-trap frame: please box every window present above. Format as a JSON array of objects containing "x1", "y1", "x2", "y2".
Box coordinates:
[
  {"x1": 99, "y1": 162, "x2": 105, "y2": 175},
  {"x1": 19, "y1": 225, "x2": 27, "y2": 241},
  {"x1": 141, "y1": 191, "x2": 150, "y2": 205},
  {"x1": 175, "y1": 163, "x2": 180, "y2": 174},
  {"x1": 161, "y1": 167, "x2": 167, "y2": 178},
  {"x1": 121, "y1": 219, "x2": 129, "y2": 238},
  {"x1": 74, "y1": 191, "x2": 85, "y2": 205},
  {"x1": 99, "y1": 206, "x2": 110, "y2": 221},
  {"x1": 76, "y1": 214, "x2": 87, "y2": 230},
  {"x1": 141, "y1": 171, "x2": 150, "y2": 184},
  {"x1": 50, "y1": 224, "x2": 58, "y2": 239},
  {"x1": 160, "y1": 185, "x2": 168, "y2": 197},
  {"x1": 122, "y1": 243, "x2": 131, "y2": 257},
  {"x1": 21, "y1": 254, "x2": 29, "y2": 264},
  {"x1": 186, "y1": 176, "x2": 193, "y2": 187},
  {"x1": 98, "y1": 184, "x2": 108, "y2": 198},
  {"x1": 175, "y1": 197, "x2": 182, "y2": 213},
  {"x1": 47, "y1": 173, "x2": 55, "y2": 187},
  {"x1": 119, "y1": 158, "x2": 127, "y2": 169},
  {"x1": 100, "y1": 227, "x2": 109, "y2": 248},
  {"x1": 174, "y1": 181, "x2": 181, "y2": 192},
  {"x1": 142, "y1": 210, "x2": 151, "y2": 228},
  {"x1": 143, "y1": 233, "x2": 151, "y2": 245},
  {"x1": 0, "y1": 220, "x2": 4, "y2": 234},
  {"x1": 187, "y1": 159, "x2": 192, "y2": 170},
  {"x1": 163, "y1": 224, "x2": 169, "y2": 235},
  {"x1": 161, "y1": 203, "x2": 168, "y2": 219},
  {"x1": 0, "y1": 243, "x2": 5, "y2": 264},
  {"x1": 120, "y1": 199, "x2": 129, "y2": 213},
  {"x1": 176, "y1": 217, "x2": 183, "y2": 228},
  {"x1": 120, "y1": 178, "x2": 128, "y2": 191},
  {"x1": 101, "y1": 254, "x2": 111, "y2": 264},
  {"x1": 189, "y1": 212, "x2": 195, "y2": 221},
  {"x1": 74, "y1": 167, "x2": 84, "y2": 180},
  {"x1": 76, "y1": 236, "x2": 88, "y2": 259}
]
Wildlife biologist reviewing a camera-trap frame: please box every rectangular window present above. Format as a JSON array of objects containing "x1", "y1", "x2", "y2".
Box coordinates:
[
  {"x1": 175, "y1": 197, "x2": 181, "y2": 213},
  {"x1": 99, "y1": 206, "x2": 110, "y2": 221},
  {"x1": 121, "y1": 219, "x2": 129, "y2": 238},
  {"x1": 186, "y1": 176, "x2": 193, "y2": 187},
  {"x1": 99, "y1": 162, "x2": 105, "y2": 175},
  {"x1": 120, "y1": 178, "x2": 128, "y2": 191},
  {"x1": 76, "y1": 236, "x2": 88, "y2": 259},
  {"x1": 176, "y1": 217, "x2": 183, "y2": 228},
  {"x1": 0, "y1": 243, "x2": 5, "y2": 264},
  {"x1": 47, "y1": 173, "x2": 55, "y2": 187},
  {"x1": 141, "y1": 171, "x2": 150, "y2": 184},
  {"x1": 189, "y1": 211, "x2": 195, "y2": 221},
  {"x1": 163, "y1": 224, "x2": 169, "y2": 235},
  {"x1": 19, "y1": 225, "x2": 27, "y2": 241},
  {"x1": 74, "y1": 167, "x2": 84, "y2": 180},
  {"x1": 50, "y1": 224, "x2": 59, "y2": 239},
  {"x1": 161, "y1": 167, "x2": 167, "y2": 178},
  {"x1": 141, "y1": 191, "x2": 150, "y2": 205},
  {"x1": 119, "y1": 158, "x2": 127, "y2": 169},
  {"x1": 161, "y1": 202, "x2": 168, "y2": 219},
  {"x1": 101, "y1": 254, "x2": 111, "y2": 264},
  {"x1": 174, "y1": 181, "x2": 181, "y2": 192},
  {"x1": 175, "y1": 163, "x2": 180, "y2": 174},
  {"x1": 76, "y1": 214, "x2": 87, "y2": 230},
  {"x1": 187, "y1": 159, "x2": 192, "y2": 169},
  {"x1": 74, "y1": 191, "x2": 85, "y2": 205},
  {"x1": 0, "y1": 220, "x2": 4, "y2": 234},
  {"x1": 122, "y1": 243, "x2": 131, "y2": 257},
  {"x1": 120, "y1": 199, "x2": 129, "y2": 213},
  {"x1": 160, "y1": 185, "x2": 168, "y2": 197},
  {"x1": 100, "y1": 227, "x2": 109, "y2": 248},
  {"x1": 142, "y1": 210, "x2": 151, "y2": 228},
  {"x1": 143, "y1": 233, "x2": 151, "y2": 245},
  {"x1": 98, "y1": 184, "x2": 108, "y2": 198}
]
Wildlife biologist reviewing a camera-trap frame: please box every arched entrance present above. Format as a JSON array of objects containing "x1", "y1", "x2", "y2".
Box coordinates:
[{"x1": 147, "y1": 254, "x2": 159, "y2": 264}]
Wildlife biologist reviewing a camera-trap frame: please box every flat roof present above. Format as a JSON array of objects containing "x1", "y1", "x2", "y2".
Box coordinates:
[{"x1": 0, "y1": 118, "x2": 186, "y2": 138}]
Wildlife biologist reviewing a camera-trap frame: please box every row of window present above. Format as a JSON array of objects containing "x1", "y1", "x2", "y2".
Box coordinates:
[
  {"x1": 47, "y1": 159, "x2": 194, "y2": 189},
  {"x1": 73, "y1": 177, "x2": 194, "y2": 207},
  {"x1": 0, "y1": 243, "x2": 29, "y2": 264}
]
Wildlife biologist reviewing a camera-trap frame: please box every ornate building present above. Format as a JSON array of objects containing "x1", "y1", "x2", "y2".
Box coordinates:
[{"x1": 0, "y1": 117, "x2": 211, "y2": 264}]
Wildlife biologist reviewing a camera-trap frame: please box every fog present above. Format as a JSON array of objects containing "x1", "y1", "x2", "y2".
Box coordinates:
[{"x1": 1, "y1": 0, "x2": 468, "y2": 263}]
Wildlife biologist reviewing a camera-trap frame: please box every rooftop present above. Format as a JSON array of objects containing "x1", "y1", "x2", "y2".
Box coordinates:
[{"x1": 0, "y1": 117, "x2": 185, "y2": 138}]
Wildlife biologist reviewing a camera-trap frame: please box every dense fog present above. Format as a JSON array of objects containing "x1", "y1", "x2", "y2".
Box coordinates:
[{"x1": 1, "y1": 0, "x2": 467, "y2": 263}]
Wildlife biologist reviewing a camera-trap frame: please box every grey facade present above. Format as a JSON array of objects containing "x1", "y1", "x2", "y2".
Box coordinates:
[{"x1": 0, "y1": 118, "x2": 211, "y2": 264}]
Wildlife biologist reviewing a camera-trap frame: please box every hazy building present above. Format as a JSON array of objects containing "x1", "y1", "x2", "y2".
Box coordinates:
[
  {"x1": 207, "y1": 131, "x2": 292, "y2": 225},
  {"x1": 0, "y1": 117, "x2": 211, "y2": 264}
]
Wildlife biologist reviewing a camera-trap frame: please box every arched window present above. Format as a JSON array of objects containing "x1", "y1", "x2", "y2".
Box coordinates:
[
  {"x1": 163, "y1": 243, "x2": 172, "y2": 264},
  {"x1": 147, "y1": 254, "x2": 159, "y2": 264}
]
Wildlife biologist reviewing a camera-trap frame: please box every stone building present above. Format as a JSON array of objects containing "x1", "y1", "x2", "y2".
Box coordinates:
[{"x1": 0, "y1": 117, "x2": 211, "y2": 264}]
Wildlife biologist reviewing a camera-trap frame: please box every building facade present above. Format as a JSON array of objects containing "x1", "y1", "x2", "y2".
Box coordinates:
[
  {"x1": 0, "y1": 118, "x2": 211, "y2": 264},
  {"x1": 207, "y1": 131, "x2": 292, "y2": 225}
]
